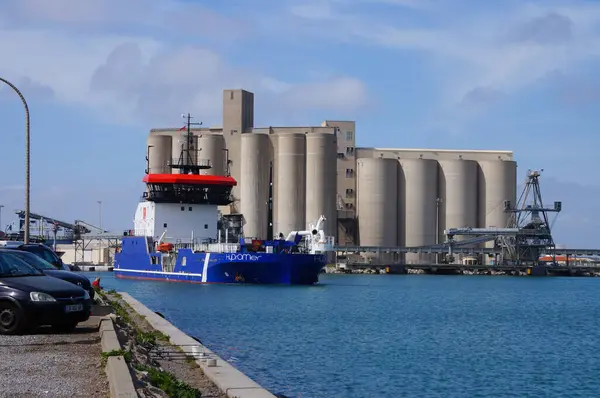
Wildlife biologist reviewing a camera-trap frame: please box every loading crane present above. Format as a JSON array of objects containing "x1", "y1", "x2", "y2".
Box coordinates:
[{"x1": 444, "y1": 169, "x2": 562, "y2": 265}]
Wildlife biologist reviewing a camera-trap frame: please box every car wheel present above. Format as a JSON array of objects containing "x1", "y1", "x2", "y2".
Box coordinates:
[{"x1": 0, "y1": 301, "x2": 25, "y2": 335}]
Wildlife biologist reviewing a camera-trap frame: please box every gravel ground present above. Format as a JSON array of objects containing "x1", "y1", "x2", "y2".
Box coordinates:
[{"x1": 0, "y1": 317, "x2": 109, "y2": 398}]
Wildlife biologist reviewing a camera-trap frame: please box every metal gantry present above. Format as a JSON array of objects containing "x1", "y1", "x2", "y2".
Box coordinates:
[{"x1": 334, "y1": 169, "x2": 584, "y2": 266}]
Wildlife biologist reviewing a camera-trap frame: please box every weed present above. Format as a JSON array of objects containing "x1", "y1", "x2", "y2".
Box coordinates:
[{"x1": 135, "y1": 364, "x2": 202, "y2": 398}]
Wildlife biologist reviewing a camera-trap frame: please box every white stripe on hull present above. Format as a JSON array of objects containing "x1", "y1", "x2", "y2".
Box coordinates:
[
  {"x1": 201, "y1": 253, "x2": 211, "y2": 283},
  {"x1": 115, "y1": 269, "x2": 203, "y2": 277}
]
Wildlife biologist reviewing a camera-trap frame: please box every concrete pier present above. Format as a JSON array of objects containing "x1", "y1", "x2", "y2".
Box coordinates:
[{"x1": 119, "y1": 292, "x2": 276, "y2": 398}]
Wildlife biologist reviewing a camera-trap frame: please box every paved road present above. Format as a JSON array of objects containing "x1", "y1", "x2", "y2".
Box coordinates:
[{"x1": 0, "y1": 316, "x2": 109, "y2": 398}]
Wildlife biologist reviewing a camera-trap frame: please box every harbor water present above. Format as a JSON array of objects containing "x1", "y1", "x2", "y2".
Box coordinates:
[{"x1": 87, "y1": 272, "x2": 600, "y2": 397}]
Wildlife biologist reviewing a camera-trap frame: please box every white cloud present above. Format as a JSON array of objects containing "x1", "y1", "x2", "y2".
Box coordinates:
[
  {"x1": 286, "y1": 1, "x2": 600, "y2": 108},
  {"x1": 0, "y1": 0, "x2": 369, "y2": 126}
]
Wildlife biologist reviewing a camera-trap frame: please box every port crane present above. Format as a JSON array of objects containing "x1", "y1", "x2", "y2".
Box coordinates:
[
  {"x1": 439, "y1": 169, "x2": 562, "y2": 265},
  {"x1": 337, "y1": 169, "x2": 572, "y2": 267}
]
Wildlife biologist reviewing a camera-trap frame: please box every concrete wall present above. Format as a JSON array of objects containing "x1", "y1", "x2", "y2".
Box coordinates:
[{"x1": 322, "y1": 120, "x2": 357, "y2": 245}]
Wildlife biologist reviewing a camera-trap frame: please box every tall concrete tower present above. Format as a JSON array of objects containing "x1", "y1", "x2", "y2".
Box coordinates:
[{"x1": 222, "y1": 89, "x2": 254, "y2": 213}]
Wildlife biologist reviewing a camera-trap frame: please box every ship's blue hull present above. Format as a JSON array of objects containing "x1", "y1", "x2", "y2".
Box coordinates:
[{"x1": 114, "y1": 237, "x2": 327, "y2": 285}]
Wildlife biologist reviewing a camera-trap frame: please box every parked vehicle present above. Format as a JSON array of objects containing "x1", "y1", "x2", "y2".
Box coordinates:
[
  {"x1": 0, "y1": 251, "x2": 91, "y2": 335},
  {"x1": 16, "y1": 243, "x2": 68, "y2": 270},
  {"x1": 1, "y1": 249, "x2": 95, "y2": 299}
]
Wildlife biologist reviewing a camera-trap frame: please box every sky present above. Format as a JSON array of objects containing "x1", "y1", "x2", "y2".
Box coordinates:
[{"x1": 1, "y1": 0, "x2": 599, "y2": 247}]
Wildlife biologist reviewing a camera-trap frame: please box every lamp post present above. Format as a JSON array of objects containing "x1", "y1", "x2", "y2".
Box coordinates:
[
  {"x1": 0, "y1": 204, "x2": 4, "y2": 233},
  {"x1": 0, "y1": 77, "x2": 30, "y2": 244},
  {"x1": 97, "y1": 200, "x2": 103, "y2": 231}
]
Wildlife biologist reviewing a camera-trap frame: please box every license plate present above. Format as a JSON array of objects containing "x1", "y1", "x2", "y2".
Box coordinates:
[{"x1": 65, "y1": 304, "x2": 83, "y2": 313}]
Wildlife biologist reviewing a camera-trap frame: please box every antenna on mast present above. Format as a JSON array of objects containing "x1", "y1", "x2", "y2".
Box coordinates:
[{"x1": 171, "y1": 113, "x2": 207, "y2": 175}]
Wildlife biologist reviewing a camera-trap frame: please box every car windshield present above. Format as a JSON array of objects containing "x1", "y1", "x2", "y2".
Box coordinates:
[
  {"x1": 19, "y1": 245, "x2": 61, "y2": 265},
  {"x1": 0, "y1": 252, "x2": 45, "y2": 277},
  {"x1": 7, "y1": 251, "x2": 57, "y2": 271}
]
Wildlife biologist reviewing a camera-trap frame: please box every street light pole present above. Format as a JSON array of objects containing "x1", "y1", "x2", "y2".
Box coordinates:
[
  {"x1": 0, "y1": 77, "x2": 30, "y2": 244},
  {"x1": 0, "y1": 205, "x2": 4, "y2": 233},
  {"x1": 97, "y1": 200, "x2": 103, "y2": 231}
]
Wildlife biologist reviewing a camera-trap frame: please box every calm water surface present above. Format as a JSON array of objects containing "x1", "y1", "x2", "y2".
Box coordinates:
[{"x1": 87, "y1": 273, "x2": 600, "y2": 397}]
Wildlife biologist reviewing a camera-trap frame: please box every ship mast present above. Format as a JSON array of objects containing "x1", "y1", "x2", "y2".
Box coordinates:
[{"x1": 171, "y1": 113, "x2": 208, "y2": 175}]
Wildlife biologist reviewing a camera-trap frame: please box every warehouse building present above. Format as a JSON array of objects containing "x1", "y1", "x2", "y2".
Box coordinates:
[{"x1": 147, "y1": 89, "x2": 517, "y2": 263}]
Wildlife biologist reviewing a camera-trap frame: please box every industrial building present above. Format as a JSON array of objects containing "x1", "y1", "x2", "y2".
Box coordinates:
[{"x1": 147, "y1": 89, "x2": 517, "y2": 264}]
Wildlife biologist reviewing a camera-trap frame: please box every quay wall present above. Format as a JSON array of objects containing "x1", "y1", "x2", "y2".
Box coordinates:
[{"x1": 119, "y1": 292, "x2": 276, "y2": 398}]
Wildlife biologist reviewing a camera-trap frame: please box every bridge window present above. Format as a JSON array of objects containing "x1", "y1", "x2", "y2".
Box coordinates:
[
  {"x1": 163, "y1": 223, "x2": 167, "y2": 228},
  {"x1": 189, "y1": 206, "x2": 192, "y2": 211},
  {"x1": 181, "y1": 206, "x2": 185, "y2": 211},
  {"x1": 204, "y1": 224, "x2": 208, "y2": 229}
]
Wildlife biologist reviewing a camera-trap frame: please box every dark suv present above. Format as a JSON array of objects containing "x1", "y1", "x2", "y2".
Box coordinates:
[{"x1": 0, "y1": 251, "x2": 91, "y2": 334}]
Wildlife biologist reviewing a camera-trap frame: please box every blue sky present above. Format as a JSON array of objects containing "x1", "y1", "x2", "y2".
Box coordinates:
[{"x1": 1, "y1": 0, "x2": 599, "y2": 247}]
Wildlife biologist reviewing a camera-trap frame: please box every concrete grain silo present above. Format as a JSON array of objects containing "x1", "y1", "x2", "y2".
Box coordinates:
[
  {"x1": 438, "y1": 159, "x2": 478, "y2": 242},
  {"x1": 197, "y1": 134, "x2": 226, "y2": 176},
  {"x1": 477, "y1": 160, "x2": 517, "y2": 263},
  {"x1": 274, "y1": 133, "x2": 306, "y2": 235},
  {"x1": 306, "y1": 133, "x2": 337, "y2": 238},
  {"x1": 147, "y1": 134, "x2": 172, "y2": 174},
  {"x1": 399, "y1": 159, "x2": 438, "y2": 264},
  {"x1": 477, "y1": 160, "x2": 517, "y2": 228},
  {"x1": 357, "y1": 158, "x2": 398, "y2": 247},
  {"x1": 240, "y1": 133, "x2": 270, "y2": 239},
  {"x1": 170, "y1": 132, "x2": 198, "y2": 174}
]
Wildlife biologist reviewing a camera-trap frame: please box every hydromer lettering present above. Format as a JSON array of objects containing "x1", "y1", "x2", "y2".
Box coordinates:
[{"x1": 226, "y1": 253, "x2": 260, "y2": 261}]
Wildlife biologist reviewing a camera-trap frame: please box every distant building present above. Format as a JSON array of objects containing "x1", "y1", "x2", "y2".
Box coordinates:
[{"x1": 148, "y1": 89, "x2": 517, "y2": 264}]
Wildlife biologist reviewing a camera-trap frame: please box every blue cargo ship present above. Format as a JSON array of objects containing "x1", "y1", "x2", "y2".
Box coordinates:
[{"x1": 114, "y1": 116, "x2": 333, "y2": 285}]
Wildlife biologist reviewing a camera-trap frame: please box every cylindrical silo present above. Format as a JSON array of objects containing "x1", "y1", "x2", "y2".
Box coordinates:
[
  {"x1": 197, "y1": 134, "x2": 226, "y2": 176},
  {"x1": 306, "y1": 133, "x2": 337, "y2": 238},
  {"x1": 170, "y1": 132, "x2": 198, "y2": 174},
  {"x1": 478, "y1": 160, "x2": 517, "y2": 264},
  {"x1": 357, "y1": 158, "x2": 398, "y2": 247},
  {"x1": 147, "y1": 134, "x2": 172, "y2": 174},
  {"x1": 477, "y1": 160, "x2": 517, "y2": 228},
  {"x1": 438, "y1": 159, "x2": 478, "y2": 241},
  {"x1": 240, "y1": 133, "x2": 270, "y2": 239},
  {"x1": 274, "y1": 133, "x2": 306, "y2": 235},
  {"x1": 399, "y1": 159, "x2": 438, "y2": 264}
]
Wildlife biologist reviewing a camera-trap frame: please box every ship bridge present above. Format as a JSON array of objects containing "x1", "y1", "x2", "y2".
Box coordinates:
[{"x1": 142, "y1": 174, "x2": 237, "y2": 206}]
